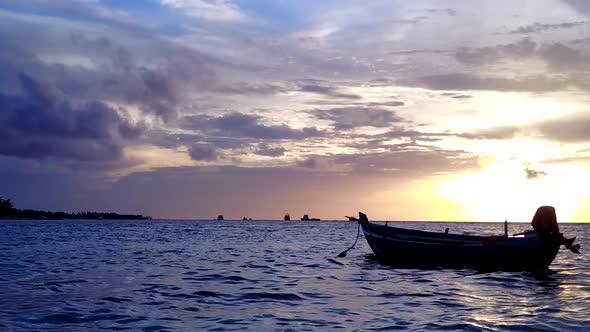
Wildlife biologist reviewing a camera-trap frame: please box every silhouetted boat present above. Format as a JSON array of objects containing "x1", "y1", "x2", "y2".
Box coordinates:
[
  {"x1": 357, "y1": 212, "x2": 562, "y2": 270},
  {"x1": 301, "y1": 214, "x2": 320, "y2": 221},
  {"x1": 284, "y1": 213, "x2": 291, "y2": 221},
  {"x1": 217, "y1": 215, "x2": 224, "y2": 221}
]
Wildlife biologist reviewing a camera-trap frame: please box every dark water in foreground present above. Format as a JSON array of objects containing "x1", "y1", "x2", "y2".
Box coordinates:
[{"x1": 0, "y1": 220, "x2": 589, "y2": 331}]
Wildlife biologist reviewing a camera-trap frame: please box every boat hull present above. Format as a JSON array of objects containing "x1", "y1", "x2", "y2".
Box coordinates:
[{"x1": 361, "y1": 221, "x2": 560, "y2": 270}]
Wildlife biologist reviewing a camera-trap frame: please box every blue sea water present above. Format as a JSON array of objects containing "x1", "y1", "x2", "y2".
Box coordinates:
[{"x1": 0, "y1": 220, "x2": 589, "y2": 331}]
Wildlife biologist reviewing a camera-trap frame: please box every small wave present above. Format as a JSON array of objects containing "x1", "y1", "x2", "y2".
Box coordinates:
[
  {"x1": 181, "y1": 273, "x2": 250, "y2": 283},
  {"x1": 116, "y1": 317, "x2": 147, "y2": 324},
  {"x1": 102, "y1": 296, "x2": 133, "y2": 303},
  {"x1": 28, "y1": 313, "x2": 131, "y2": 324},
  {"x1": 90, "y1": 309, "x2": 111, "y2": 314},
  {"x1": 141, "y1": 325, "x2": 171, "y2": 332},
  {"x1": 193, "y1": 290, "x2": 225, "y2": 297},
  {"x1": 182, "y1": 307, "x2": 200, "y2": 312},
  {"x1": 368, "y1": 325, "x2": 408, "y2": 331},
  {"x1": 142, "y1": 301, "x2": 166, "y2": 306},
  {"x1": 218, "y1": 318, "x2": 250, "y2": 325},
  {"x1": 420, "y1": 322, "x2": 483, "y2": 331},
  {"x1": 240, "y1": 292, "x2": 304, "y2": 301},
  {"x1": 44, "y1": 280, "x2": 87, "y2": 286},
  {"x1": 376, "y1": 292, "x2": 432, "y2": 299}
]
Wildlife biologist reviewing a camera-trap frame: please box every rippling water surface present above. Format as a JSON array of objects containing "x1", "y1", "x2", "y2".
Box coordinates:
[{"x1": 1, "y1": 220, "x2": 589, "y2": 331}]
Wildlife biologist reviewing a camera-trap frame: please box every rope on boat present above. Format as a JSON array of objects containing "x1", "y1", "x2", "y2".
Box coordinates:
[{"x1": 337, "y1": 220, "x2": 361, "y2": 258}]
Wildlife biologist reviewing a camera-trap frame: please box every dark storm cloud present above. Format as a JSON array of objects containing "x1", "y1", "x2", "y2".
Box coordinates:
[
  {"x1": 255, "y1": 144, "x2": 286, "y2": 157},
  {"x1": 0, "y1": 73, "x2": 142, "y2": 161},
  {"x1": 56, "y1": 34, "x2": 215, "y2": 121},
  {"x1": 312, "y1": 107, "x2": 405, "y2": 130},
  {"x1": 509, "y1": 21, "x2": 585, "y2": 34},
  {"x1": 0, "y1": 13, "x2": 216, "y2": 122},
  {"x1": 145, "y1": 129, "x2": 261, "y2": 153},
  {"x1": 188, "y1": 144, "x2": 220, "y2": 161},
  {"x1": 180, "y1": 112, "x2": 324, "y2": 140}
]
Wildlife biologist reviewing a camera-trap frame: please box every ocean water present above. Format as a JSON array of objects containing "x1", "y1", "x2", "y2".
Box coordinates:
[{"x1": 0, "y1": 220, "x2": 588, "y2": 331}]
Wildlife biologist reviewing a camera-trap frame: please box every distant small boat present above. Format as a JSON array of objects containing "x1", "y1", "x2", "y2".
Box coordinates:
[
  {"x1": 242, "y1": 217, "x2": 248, "y2": 221},
  {"x1": 217, "y1": 215, "x2": 224, "y2": 221},
  {"x1": 356, "y1": 211, "x2": 574, "y2": 270},
  {"x1": 284, "y1": 213, "x2": 291, "y2": 221},
  {"x1": 301, "y1": 214, "x2": 320, "y2": 221}
]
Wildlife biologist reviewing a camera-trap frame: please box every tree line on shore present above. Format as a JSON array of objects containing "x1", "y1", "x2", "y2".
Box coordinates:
[{"x1": 0, "y1": 197, "x2": 151, "y2": 220}]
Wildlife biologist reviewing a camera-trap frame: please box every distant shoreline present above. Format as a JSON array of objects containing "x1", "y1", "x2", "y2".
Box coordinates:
[{"x1": 0, "y1": 196, "x2": 151, "y2": 220}]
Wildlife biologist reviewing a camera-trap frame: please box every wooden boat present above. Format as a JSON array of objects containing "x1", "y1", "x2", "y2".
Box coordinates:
[{"x1": 358, "y1": 212, "x2": 562, "y2": 270}]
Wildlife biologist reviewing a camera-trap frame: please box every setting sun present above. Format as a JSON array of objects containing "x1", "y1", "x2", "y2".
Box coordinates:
[{"x1": 438, "y1": 159, "x2": 590, "y2": 222}]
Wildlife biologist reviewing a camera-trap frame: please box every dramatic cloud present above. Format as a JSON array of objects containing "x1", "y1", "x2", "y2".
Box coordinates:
[
  {"x1": 0, "y1": 17, "x2": 216, "y2": 122},
  {"x1": 3, "y1": 1, "x2": 590, "y2": 220},
  {"x1": 214, "y1": 83, "x2": 286, "y2": 95},
  {"x1": 255, "y1": 144, "x2": 286, "y2": 157},
  {"x1": 455, "y1": 37, "x2": 588, "y2": 73},
  {"x1": 465, "y1": 115, "x2": 590, "y2": 143},
  {"x1": 160, "y1": 0, "x2": 247, "y2": 22},
  {"x1": 295, "y1": 156, "x2": 350, "y2": 172},
  {"x1": 455, "y1": 38, "x2": 538, "y2": 65},
  {"x1": 331, "y1": 149, "x2": 480, "y2": 175},
  {"x1": 188, "y1": 144, "x2": 220, "y2": 161},
  {"x1": 295, "y1": 80, "x2": 362, "y2": 100},
  {"x1": 509, "y1": 21, "x2": 585, "y2": 34},
  {"x1": 404, "y1": 73, "x2": 569, "y2": 93},
  {"x1": 537, "y1": 42, "x2": 586, "y2": 70},
  {"x1": 536, "y1": 115, "x2": 590, "y2": 142},
  {"x1": 463, "y1": 126, "x2": 521, "y2": 140},
  {"x1": 313, "y1": 107, "x2": 405, "y2": 130},
  {"x1": 181, "y1": 112, "x2": 324, "y2": 140},
  {"x1": 0, "y1": 73, "x2": 142, "y2": 161},
  {"x1": 441, "y1": 93, "x2": 472, "y2": 100}
]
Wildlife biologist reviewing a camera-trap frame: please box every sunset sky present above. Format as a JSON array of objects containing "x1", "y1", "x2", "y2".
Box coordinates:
[{"x1": 1, "y1": 0, "x2": 590, "y2": 221}]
